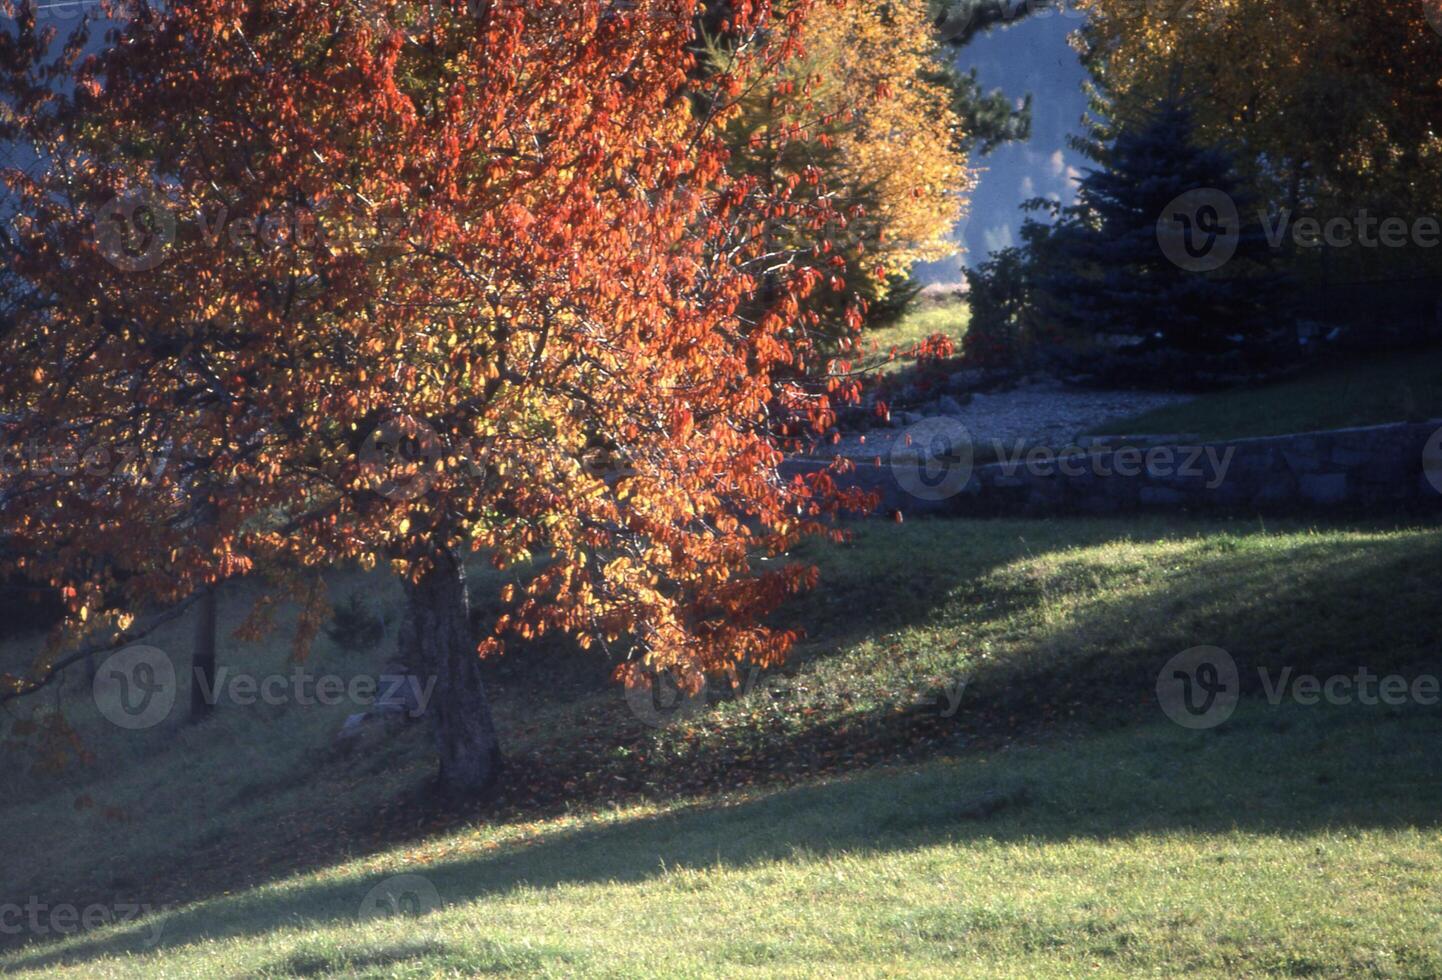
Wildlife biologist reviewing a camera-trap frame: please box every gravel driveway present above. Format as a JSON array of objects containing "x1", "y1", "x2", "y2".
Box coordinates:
[{"x1": 824, "y1": 379, "x2": 1195, "y2": 460}]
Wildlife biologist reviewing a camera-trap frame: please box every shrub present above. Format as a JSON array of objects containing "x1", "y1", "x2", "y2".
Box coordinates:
[
  {"x1": 324, "y1": 593, "x2": 390, "y2": 655},
  {"x1": 962, "y1": 247, "x2": 1036, "y2": 368}
]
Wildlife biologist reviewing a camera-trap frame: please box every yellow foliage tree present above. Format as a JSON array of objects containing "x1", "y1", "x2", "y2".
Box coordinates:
[
  {"x1": 712, "y1": 0, "x2": 973, "y2": 332},
  {"x1": 1075, "y1": 0, "x2": 1442, "y2": 217}
]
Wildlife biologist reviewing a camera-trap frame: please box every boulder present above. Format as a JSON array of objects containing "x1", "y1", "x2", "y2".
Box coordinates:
[{"x1": 334, "y1": 711, "x2": 391, "y2": 754}]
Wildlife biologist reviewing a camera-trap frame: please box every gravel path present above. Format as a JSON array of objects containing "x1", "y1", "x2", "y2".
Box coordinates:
[{"x1": 827, "y1": 380, "x2": 1195, "y2": 459}]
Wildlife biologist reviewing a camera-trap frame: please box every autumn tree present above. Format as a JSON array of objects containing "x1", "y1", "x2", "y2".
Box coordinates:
[
  {"x1": 0, "y1": 0, "x2": 871, "y2": 796},
  {"x1": 707, "y1": 0, "x2": 973, "y2": 341},
  {"x1": 1074, "y1": 0, "x2": 1442, "y2": 221}
]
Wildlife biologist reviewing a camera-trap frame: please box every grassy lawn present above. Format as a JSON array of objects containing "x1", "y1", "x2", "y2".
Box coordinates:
[
  {"x1": 863, "y1": 296, "x2": 969, "y2": 373},
  {"x1": 1090, "y1": 347, "x2": 1442, "y2": 440},
  {"x1": 3, "y1": 516, "x2": 1441, "y2": 976}
]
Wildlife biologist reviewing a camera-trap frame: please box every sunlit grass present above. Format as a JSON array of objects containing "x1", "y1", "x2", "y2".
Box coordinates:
[
  {"x1": 7, "y1": 699, "x2": 1442, "y2": 978},
  {"x1": 3, "y1": 515, "x2": 1441, "y2": 977},
  {"x1": 863, "y1": 296, "x2": 969, "y2": 373}
]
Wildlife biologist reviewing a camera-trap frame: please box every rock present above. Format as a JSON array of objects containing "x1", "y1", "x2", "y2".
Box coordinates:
[
  {"x1": 937, "y1": 395, "x2": 966, "y2": 416},
  {"x1": 334, "y1": 711, "x2": 382, "y2": 754},
  {"x1": 334, "y1": 669, "x2": 421, "y2": 753}
]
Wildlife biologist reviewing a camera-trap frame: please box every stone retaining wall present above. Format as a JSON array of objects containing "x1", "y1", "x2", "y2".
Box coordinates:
[{"x1": 784, "y1": 419, "x2": 1442, "y2": 517}]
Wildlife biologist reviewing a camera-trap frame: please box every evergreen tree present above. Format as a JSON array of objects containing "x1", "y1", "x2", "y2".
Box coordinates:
[{"x1": 1036, "y1": 98, "x2": 1285, "y2": 358}]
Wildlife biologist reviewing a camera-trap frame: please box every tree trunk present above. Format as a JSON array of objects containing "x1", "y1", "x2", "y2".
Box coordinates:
[
  {"x1": 189, "y1": 586, "x2": 219, "y2": 723},
  {"x1": 400, "y1": 547, "x2": 502, "y2": 798}
]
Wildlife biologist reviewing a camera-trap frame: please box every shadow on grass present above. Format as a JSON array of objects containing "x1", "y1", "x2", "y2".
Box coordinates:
[
  {"x1": 7, "y1": 696, "x2": 1442, "y2": 974},
  {"x1": 5, "y1": 515, "x2": 1442, "y2": 973},
  {"x1": 276, "y1": 939, "x2": 454, "y2": 977}
]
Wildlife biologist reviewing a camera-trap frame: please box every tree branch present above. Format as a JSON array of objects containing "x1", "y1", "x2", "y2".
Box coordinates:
[{"x1": 0, "y1": 591, "x2": 204, "y2": 706}]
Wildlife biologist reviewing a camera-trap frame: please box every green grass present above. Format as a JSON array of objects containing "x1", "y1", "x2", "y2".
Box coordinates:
[
  {"x1": 3, "y1": 516, "x2": 1441, "y2": 976},
  {"x1": 864, "y1": 296, "x2": 969, "y2": 373},
  {"x1": 8, "y1": 704, "x2": 1442, "y2": 978},
  {"x1": 1089, "y1": 347, "x2": 1442, "y2": 440}
]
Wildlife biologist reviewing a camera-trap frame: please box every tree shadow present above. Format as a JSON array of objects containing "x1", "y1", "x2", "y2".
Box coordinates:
[
  {"x1": 7, "y1": 692, "x2": 1441, "y2": 973},
  {"x1": 5, "y1": 515, "x2": 1441, "y2": 972},
  {"x1": 272, "y1": 939, "x2": 454, "y2": 978}
]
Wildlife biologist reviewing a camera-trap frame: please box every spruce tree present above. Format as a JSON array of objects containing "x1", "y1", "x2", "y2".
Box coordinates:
[{"x1": 1037, "y1": 98, "x2": 1284, "y2": 358}]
